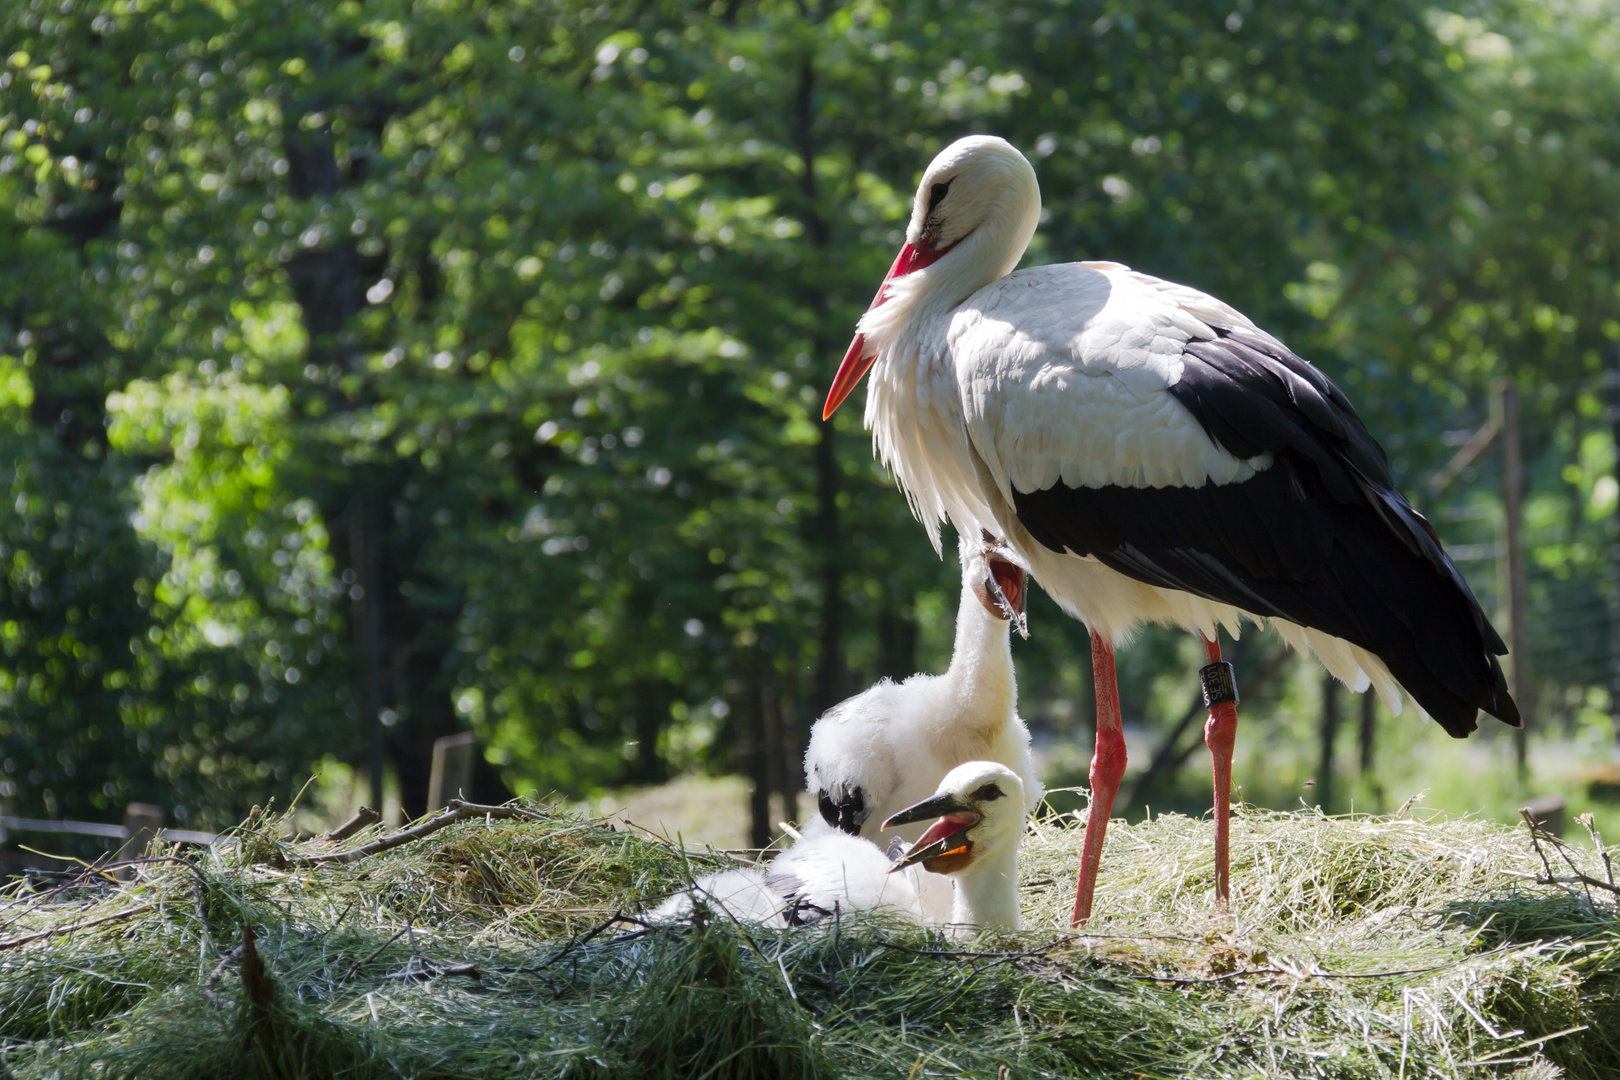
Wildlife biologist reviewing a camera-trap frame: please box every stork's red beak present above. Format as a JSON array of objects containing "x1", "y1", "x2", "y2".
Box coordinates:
[{"x1": 823, "y1": 240, "x2": 954, "y2": 420}]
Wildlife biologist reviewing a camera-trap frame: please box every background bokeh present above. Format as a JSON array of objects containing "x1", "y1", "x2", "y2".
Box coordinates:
[{"x1": 3, "y1": 0, "x2": 1618, "y2": 849}]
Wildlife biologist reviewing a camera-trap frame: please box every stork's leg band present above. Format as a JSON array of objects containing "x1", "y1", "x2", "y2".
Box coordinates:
[{"x1": 1200, "y1": 661, "x2": 1239, "y2": 707}]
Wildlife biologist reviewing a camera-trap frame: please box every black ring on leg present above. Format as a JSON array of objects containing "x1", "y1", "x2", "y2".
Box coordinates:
[{"x1": 1200, "y1": 662, "x2": 1239, "y2": 707}]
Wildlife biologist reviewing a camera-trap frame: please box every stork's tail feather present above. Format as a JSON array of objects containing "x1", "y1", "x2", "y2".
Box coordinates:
[{"x1": 1482, "y1": 653, "x2": 1521, "y2": 730}]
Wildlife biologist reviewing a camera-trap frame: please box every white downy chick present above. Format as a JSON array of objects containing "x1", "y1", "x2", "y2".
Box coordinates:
[
  {"x1": 883, "y1": 760, "x2": 1028, "y2": 932},
  {"x1": 804, "y1": 533, "x2": 1043, "y2": 847}
]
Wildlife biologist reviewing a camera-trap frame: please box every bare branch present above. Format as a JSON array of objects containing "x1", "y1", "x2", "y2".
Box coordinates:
[
  {"x1": 1516, "y1": 809, "x2": 1619, "y2": 899},
  {"x1": 320, "y1": 806, "x2": 381, "y2": 843},
  {"x1": 385, "y1": 959, "x2": 482, "y2": 982},
  {"x1": 286, "y1": 800, "x2": 545, "y2": 867},
  {"x1": 0, "y1": 903, "x2": 155, "y2": 950}
]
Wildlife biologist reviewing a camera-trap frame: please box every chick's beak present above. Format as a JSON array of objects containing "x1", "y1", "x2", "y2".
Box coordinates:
[
  {"x1": 973, "y1": 555, "x2": 1029, "y2": 639},
  {"x1": 882, "y1": 792, "x2": 980, "y2": 873}
]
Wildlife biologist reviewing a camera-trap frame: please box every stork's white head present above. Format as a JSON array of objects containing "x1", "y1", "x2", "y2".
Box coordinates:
[
  {"x1": 824, "y1": 136, "x2": 1042, "y2": 420},
  {"x1": 963, "y1": 531, "x2": 1028, "y2": 639},
  {"x1": 903, "y1": 135, "x2": 1042, "y2": 265},
  {"x1": 881, "y1": 760, "x2": 1026, "y2": 876}
]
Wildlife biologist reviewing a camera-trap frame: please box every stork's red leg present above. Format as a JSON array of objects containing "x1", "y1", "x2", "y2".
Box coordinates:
[
  {"x1": 1201, "y1": 634, "x2": 1240, "y2": 905},
  {"x1": 1072, "y1": 631, "x2": 1126, "y2": 926}
]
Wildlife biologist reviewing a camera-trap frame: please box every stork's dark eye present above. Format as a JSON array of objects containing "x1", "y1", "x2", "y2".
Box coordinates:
[
  {"x1": 972, "y1": 783, "x2": 1005, "y2": 801},
  {"x1": 928, "y1": 180, "x2": 952, "y2": 211}
]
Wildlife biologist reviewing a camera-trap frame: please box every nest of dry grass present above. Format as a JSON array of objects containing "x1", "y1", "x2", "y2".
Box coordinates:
[{"x1": 1, "y1": 796, "x2": 1617, "y2": 1079}]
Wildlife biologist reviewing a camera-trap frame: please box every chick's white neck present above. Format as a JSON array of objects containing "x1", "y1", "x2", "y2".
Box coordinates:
[
  {"x1": 935, "y1": 580, "x2": 1016, "y2": 745},
  {"x1": 950, "y1": 842, "x2": 1021, "y2": 931}
]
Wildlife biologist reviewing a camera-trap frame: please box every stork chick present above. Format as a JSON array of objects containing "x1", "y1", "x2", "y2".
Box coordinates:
[
  {"x1": 804, "y1": 534, "x2": 1044, "y2": 848},
  {"x1": 649, "y1": 761, "x2": 1029, "y2": 932},
  {"x1": 884, "y1": 761, "x2": 1028, "y2": 932}
]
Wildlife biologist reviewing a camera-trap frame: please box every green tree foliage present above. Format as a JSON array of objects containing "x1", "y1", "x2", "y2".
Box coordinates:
[{"x1": 2, "y1": 0, "x2": 1617, "y2": 830}]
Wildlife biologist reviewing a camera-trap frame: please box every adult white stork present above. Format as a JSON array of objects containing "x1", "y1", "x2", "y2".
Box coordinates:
[{"x1": 822, "y1": 135, "x2": 1520, "y2": 926}]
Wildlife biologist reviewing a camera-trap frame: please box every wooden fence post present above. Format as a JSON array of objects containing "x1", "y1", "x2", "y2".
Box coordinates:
[
  {"x1": 427, "y1": 733, "x2": 477, "y2": 814},
  {"x1": 116, "y1": 803, "x2": 165, "y2": 876}
]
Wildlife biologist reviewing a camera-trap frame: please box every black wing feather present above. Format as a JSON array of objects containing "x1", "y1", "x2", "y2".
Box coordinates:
[{"x1": 1011, "y1": 329, "x2": 1518, "y2": 737}]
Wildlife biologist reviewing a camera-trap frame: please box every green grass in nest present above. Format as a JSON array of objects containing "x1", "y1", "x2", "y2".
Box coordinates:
[{"x1": 1, "y1": 800, "x2": 1617, "y2": 1079}]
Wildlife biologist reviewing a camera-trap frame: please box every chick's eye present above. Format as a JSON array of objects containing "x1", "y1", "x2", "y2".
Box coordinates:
[
  {"x1": 972, "y1": 783, "x2": 1004, "y2": 801},
  {"x1": 928, "y1": 181, "x2": 951, "y2": 211}
]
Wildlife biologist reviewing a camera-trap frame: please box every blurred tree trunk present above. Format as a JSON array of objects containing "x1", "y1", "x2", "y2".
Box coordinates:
[
  {"x1": 1500, "y1": 380, "x2": 1530, "y2": 777},
  {"x1": 1607, "y1": 346, "x2": 1620, "y2": 748},
  {"x1": 759, "y1": 659, "x2": 787, "y2": 832},
  {"x1": 1319, "y1": 673, "x2": 1341, "y2": 811},
  {"x1": 739, "y1": 652, "x2": 772, "y2": 847},
  {"x1": 629, "y1": 681, "x2": 671, "y2": 787},
  {"x1": 1358, "y1": 691, "x2": 1377, "y2": 776},
  {"x1": 347, "y1": 494, "x2": 386, "y2": 810},
  {"x1": 626, "y1": 583, "x2": 670, "y2": 786},
  {"x1": 797, "y1": 43, "x2": 845, "y2": 718},
  {"x1": 878, "y1": 604, "x2": 918, "y2": 683},
  {"x1": 1123, "y1": 638, "x2": 1296, "y2": 810}
]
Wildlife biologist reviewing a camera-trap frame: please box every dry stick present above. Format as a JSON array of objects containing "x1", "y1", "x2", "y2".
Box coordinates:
[
  {"x1": 0, "y1": 852, "x2": 118, "y2": 928},
  {"x1": 320, "y1": 806, "x2": 381, "y2": 843},
  {"x1": 1517, "y1": 809, "x2": 1619, "y2": 899},
  {"x1": 1554, "y1": 834, "x2": 1598, "y2": 908},
  {"x1": 1574, "y1": 812, "x2": 1614, "y2": 888},
  {"x1": 0, "y1": 903, "x2": 156, "y2": 950},
  {"x1": 878, "y1": 940, "x2": 1067, "y2": 963},
  {"x1": 1131, "y1": 942, "x2": 1527, "y2": 986},
  {"x1": 203, "y1": 944, "x2": 247, "y2": 1003},
  {"x1": 492, "y1": 910, "x2": 629, "y2": 977},
  {"x1": 614, "y1": 817, "x2": 769, "y2": 865},
  {"x1": 309, "y1": 900, "x2": 358, "y2": 944},
  {"x1": 0, "y1": 854, "x2": 210, "y2": 943},
  {"x1": 240, "y1": 920, "x2": 277, "y2": 1057},
  {"x1": 287, "y1": 800, "x2": 546, "y2": 867},
  {"x1": 385, "y1": 960, "x2": 482, "y2": 982},
  {"x1": 342, "y1": 926, "x2": 413, "y2": 980},
  {"x1": 383, "y1": 916, "x2": 482, "y2": 983}
]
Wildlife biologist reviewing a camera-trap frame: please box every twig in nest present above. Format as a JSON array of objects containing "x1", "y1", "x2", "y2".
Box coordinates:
[
  {"x1": 203, "y1": 945, "x2": 246, "y2": 1003},
  {"x1": 310, "y1": 900, "x2": 357, "y2": 944},
  {"x1": 1131, "y1": 942, "x2": 1525, "y2": 986},
  {"x1": 384, "y1": 959, "x2": 483, "y2": 982},
  {"x1": 0, "y1": 853, "x2": 117, "y2": 925},
  {"x1": 240, "y1": 921, "x2": 278, "y2": 1056},
  {"x1": 287, "y1": 799, "x2": 546, "y2": 867},
  {"x1": 344, "y1": 926, "x2": 412, "y2": 979},
  {"x1": 0, "y1": 903, "x2": 156, "y2": 950},
  {"x1": 878, "y1": 940, "x2": 1065, "y2": 962},
  {"x1": 321, "y1": 806, "x2": 381, "y2": 843},
  {"x1": 536, "y1": 912, "x2": 622, "y2": 969},
  {"x1": 1517, "y1": 808, "x2": 1618, "y2": 900},
  {"x1": 1575, "y1": 812, "x2": 1615, "y2": 889}
]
